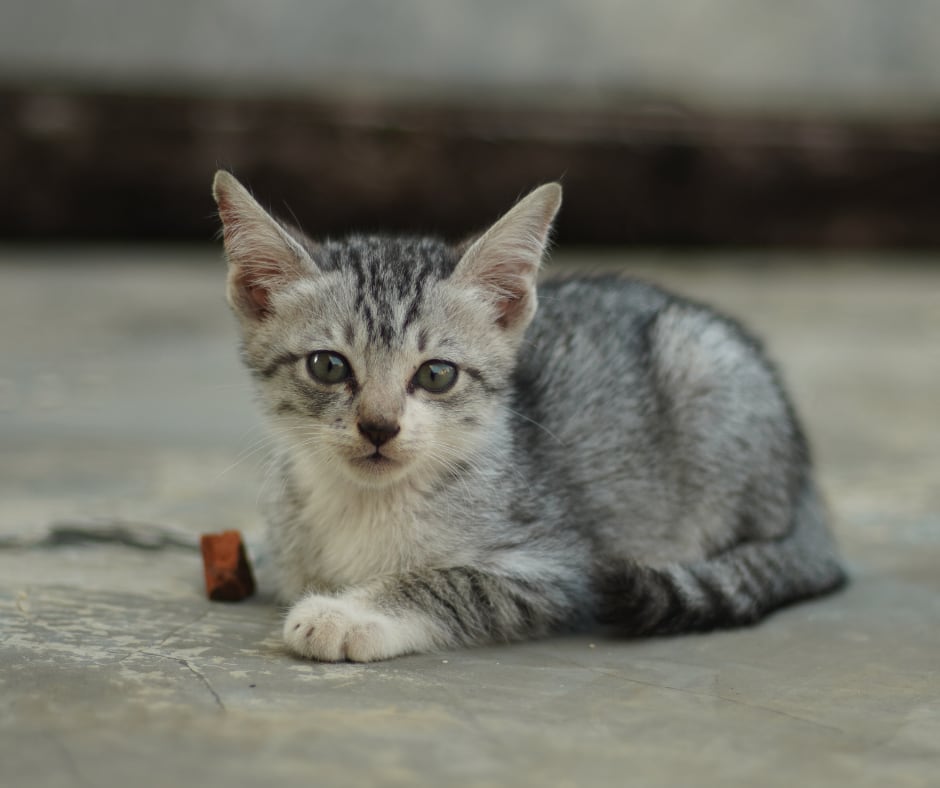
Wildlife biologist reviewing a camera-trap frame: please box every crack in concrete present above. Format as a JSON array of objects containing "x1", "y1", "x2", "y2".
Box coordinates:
[
  {"x1": 534, "y1": 647, "x2": 849, "y2": 736},
  {"x1": 179, "y1": 658, "x2": 227, "y2": 713},
  {"x1": 710, "y1": 690, "x2": 847, "y2": 735},
  {"x1": 135, "y1": 651, "x2": 228, "y2": 711},
  {"x1": 136, "y1": 650, "x2": 227, "y2": 712},
  {"x1": 155, "y1": 610, "x2": 211, "y2": 647},
  {"x1": 46, "y1": 730, "x2": 90, "y2": 788},
  {"x1": 589, "y1": 666, "x2": 847, "y2": 736}
]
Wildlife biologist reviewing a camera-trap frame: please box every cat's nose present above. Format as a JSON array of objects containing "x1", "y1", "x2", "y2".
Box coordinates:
[{"x1": 357, "y1": 420, "x2": 400, "y2": 447}]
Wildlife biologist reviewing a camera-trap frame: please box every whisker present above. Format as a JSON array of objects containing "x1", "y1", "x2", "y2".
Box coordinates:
[
  {"x1": 214, "y1": 427, "x2": 280, "y2": 481},
  {"x1": 505, "y1": 406, "x2": 565, "y2": 446}
]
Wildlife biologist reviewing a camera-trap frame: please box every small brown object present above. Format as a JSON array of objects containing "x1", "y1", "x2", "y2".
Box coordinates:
[{"x1": 200, "y1": 530, "x2": 256, "y2": 602}]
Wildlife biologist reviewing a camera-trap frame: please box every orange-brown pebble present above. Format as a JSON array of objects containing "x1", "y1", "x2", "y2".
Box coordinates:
[{"x1": 200, "y1": 530, "x2": 256, "y2": 602}]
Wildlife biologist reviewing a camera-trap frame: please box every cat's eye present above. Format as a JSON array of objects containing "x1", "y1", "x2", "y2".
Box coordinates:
[
  {"x1": 307, "y1": 351, "x2": 352, "y2": 385},
  {"x1": 414, "y1": 360, "x2": 458, "y2": 393}
]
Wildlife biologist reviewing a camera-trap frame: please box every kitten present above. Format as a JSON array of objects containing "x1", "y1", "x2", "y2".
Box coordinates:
[{"x1": 212, "y1": 171, "x2": 846, "y2": 662}]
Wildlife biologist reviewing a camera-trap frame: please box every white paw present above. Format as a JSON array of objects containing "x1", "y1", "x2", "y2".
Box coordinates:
[{"x1": 283, "y1": 594, "x2": 433, "y2": 662}]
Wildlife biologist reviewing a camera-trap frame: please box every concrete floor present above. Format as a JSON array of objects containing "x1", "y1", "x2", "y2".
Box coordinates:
[{"x1": 1, "y1": 247, "x2": 938, "y2": 787}]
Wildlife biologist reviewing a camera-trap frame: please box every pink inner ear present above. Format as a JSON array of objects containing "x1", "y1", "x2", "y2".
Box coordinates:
[
  {"x1": 217, "y1": 190, "x2": 284, "y2": 319},
  {"x1": 246, "y1": 281, "x2": 271, "y2": 312},
  {"x1": 232, "y1": 264, "x2": 278, "y2": 319},
  {"x1": 475, "y1": 256, "x2": 535, "y2": 330},
  {"x1": 494, "y1": 287, "x2": 529, "y2": 329}
]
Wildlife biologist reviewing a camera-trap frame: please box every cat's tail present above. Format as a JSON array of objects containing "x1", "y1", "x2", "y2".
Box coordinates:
[{"x1": 594, "y1": 480, "x2": 847, "y2": 635}]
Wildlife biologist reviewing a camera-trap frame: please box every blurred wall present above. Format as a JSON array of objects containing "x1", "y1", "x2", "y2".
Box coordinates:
[
  {"x1": 3, "y1": 2, "x2": 939, "y2": 246},
  {"x1": 3, "y1": 0, "x2": 940, "y2": 115}
]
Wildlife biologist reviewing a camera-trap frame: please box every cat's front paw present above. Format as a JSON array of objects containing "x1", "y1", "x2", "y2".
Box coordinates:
[{"x1": 283, "y1": 594, "x2": 433, "y2": 662}]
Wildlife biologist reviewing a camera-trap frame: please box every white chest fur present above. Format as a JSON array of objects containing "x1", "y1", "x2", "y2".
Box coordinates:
[{"x1": 273, "y1": 456, "x2": 455, "y2": 595}]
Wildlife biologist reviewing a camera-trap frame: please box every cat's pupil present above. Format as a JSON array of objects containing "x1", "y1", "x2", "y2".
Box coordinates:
[
  {"x1": 307, "y1": 351, "x2": 350, "y2": 384},
  {"x1": 415, "y1": 360, "x2": 457, "y2": 393}
]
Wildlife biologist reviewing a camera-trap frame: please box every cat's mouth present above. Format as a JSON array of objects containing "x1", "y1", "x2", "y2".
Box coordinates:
[
  {"x1": 335, "y1": 448, "x2": 409, "y2": 487},
  {"x1": 351, "y1": 450, "x2": 399, "y2": 469}
]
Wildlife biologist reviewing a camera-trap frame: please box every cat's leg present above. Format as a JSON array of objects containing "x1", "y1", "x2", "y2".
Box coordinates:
[{"x1": 282, "y1": 567, "x2": 577, "y2": 662}]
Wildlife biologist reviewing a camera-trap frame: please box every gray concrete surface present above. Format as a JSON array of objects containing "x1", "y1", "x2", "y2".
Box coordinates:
[{"x1": 1, "y1": 247, "x2": 938, "y2": 787}]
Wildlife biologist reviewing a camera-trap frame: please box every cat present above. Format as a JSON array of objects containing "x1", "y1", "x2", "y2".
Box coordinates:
[{"x1": 212, "y1": 171, "x2": 846, "y2": 662}]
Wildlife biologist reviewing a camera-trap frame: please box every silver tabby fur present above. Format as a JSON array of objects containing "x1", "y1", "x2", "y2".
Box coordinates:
[{"x1": 213, "y1": 171, "x2": 845, "y2": 662}]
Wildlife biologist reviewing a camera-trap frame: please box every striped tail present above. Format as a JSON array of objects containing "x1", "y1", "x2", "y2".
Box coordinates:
[{"x1": 595, "y1": 481, "x2": 847, "y2": 635}]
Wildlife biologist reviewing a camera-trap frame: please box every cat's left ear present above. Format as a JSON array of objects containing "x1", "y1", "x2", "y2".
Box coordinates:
[
  {"x1": 212, "y1": 170, "x2": 320, "y2": 322},
  {"x1": 452, "y1": 183, "x2": 562, "y2": 334}
]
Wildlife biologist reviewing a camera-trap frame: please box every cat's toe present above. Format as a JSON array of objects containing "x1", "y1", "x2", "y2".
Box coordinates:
[{"x1": 282, "y1": 595, "x2": 391, "y2": 662}]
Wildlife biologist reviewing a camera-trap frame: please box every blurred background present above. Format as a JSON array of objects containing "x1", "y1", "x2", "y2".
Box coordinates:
[{"x1": 2, "y1": 0, "x2": 940, "y2": 246}]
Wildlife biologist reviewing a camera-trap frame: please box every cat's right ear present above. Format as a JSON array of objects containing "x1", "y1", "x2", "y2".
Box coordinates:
[{"x1": 212, "y1": 171, "x2": 319, "y2": 321}]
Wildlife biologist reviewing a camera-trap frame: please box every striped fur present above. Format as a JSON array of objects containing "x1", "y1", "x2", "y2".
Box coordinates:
[
  {"x1": 213, "y1": 172, "x2": 846, "y2": 662},
  {"x1": 594, "y1": 477, "x2": 845, "y2": 634}
]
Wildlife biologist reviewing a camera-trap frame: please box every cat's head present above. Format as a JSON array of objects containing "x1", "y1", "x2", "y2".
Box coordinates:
[{"x1": 213, "y1": 172, "x2": 561, "y2": 488}]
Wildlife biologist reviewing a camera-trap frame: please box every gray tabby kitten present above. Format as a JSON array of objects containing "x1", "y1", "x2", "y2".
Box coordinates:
[{"x1": 212, "y1": 171, "x2": 845, "y2": 662}]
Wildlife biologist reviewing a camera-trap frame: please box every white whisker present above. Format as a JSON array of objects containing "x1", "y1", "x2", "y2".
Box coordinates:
[{"x1": 505, "y1": 406, "x2": 565, "y2": 446}]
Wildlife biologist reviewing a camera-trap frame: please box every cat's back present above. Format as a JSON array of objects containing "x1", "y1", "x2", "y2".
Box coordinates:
[
  {"x1": 510, "y1": 273, "x2": 808, "y2": 556},
  {"x1": 533, "y1": 274, "x2": 671, "y2": 340},
  {"x1": 514, "y1": 275, "x2": 672, "y2": 421},
  {"x1": 514, "y1": 274, "x2": 798, "y2": 478},
  {"x1": 518, "y1": 273, "x2": 777, "y2": 421}
]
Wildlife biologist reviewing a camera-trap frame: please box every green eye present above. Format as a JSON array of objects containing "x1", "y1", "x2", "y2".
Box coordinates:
[
  {"x1": 307, "y1": 351, "x2": 351, "y2": 384},
  {"x1": 414, "y1": 360, "x2": 458, "y2": 393}
]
